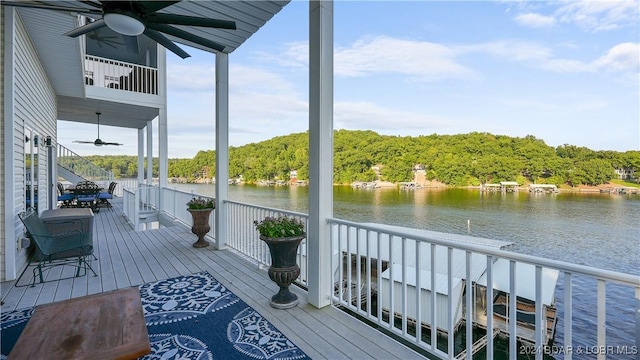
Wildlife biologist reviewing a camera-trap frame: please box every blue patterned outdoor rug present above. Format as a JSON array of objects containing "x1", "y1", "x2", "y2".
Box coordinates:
[{"x1": 1, "y1": 272, "x2": 311, "y2": 360}]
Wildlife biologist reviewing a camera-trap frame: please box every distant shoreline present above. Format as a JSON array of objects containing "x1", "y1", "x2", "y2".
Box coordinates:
[{"x1": 164, "y1": 177, "x2": 639, "y2": 193}]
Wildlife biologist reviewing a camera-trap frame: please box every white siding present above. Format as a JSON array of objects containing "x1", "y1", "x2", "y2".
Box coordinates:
[{"x1": 1, "y1": 12, "x2": 57, "y2": 281}]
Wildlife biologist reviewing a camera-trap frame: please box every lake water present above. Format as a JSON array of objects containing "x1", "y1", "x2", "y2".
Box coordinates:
[{"x1": 172, "y1": 183, "x2": 639, "y2": 358}]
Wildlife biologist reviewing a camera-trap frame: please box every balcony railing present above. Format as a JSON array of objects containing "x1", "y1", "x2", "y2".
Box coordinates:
[
  {"x1": 123, "y1": 186, "x2": 639, "y2": 359},
  {"x1": 226, "y1": 200, "x2": 309, "y2": 288},
  {"x1": 57, "y1": 143, "x2": 114, "y2": 182},
  {"x1": 84, "y1": 55, "x2": 158, "y2": 95},
  {"x1": 160, "y1": 187, "x2": 216, "y2": 234},
  {"x1": 327, "y1": 218, "x2": 639, "y2": 360},
  {"x1": 123, "y1": 185, "x2": 160, "y2": 230}
]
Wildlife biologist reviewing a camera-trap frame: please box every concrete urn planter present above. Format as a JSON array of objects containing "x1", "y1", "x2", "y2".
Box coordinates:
[
  {"x1": 260, "y1": 233, "x2": 306, "y2": 309},
  {"x1": 187, "y1": 208, "x2": 213, "y2": 248}
]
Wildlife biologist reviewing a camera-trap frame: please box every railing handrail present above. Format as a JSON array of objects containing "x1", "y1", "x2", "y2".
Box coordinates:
[
  {"x1": 225, "y1": 200, "x2": 309, "y2": 219},
  {"x1": 56, "y1": 143, "x2": 114, "y2": 182},
  {"x1": 327, "y1": 217, "x2": 639, "y2": 286}
]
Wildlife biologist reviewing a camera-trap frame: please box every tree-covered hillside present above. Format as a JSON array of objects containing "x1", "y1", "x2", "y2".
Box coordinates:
[{"x1": 88, "y1": 131, "x2": 640, "y2": 187}]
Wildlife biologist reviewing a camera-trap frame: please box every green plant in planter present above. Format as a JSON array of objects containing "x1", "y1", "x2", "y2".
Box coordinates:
[
  {"x1": 254, "y1": 216, "x2": 305, "y2": 238},
  {"x1": 187, "y1": 197, "x2": 215, "y2": 210}
]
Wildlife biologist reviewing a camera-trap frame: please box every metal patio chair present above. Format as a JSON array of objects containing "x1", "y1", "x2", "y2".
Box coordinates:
[
  {"x1": 98, "y1": 181, "x2": 117, "y2": 210},
  {"x1": 57, "y1": 182, "x2": 75, "y2": 208},
  {"x1": 16, "y1": 208, "x2": 96, "y2": 287}
]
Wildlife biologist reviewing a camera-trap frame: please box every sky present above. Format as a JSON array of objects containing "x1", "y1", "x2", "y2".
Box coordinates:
[{"x1": 58, "y1": 0, "x2": 640, "y2": 158}]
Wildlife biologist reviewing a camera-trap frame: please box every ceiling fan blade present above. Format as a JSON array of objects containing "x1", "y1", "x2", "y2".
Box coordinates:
[
  {"x1": 73, "y1": 140, "x2": 94, "y2": 144},
  {"x1": 122, "y1": 35, "x2": 140, "y2": 54},
  {"x1": 64, "y1": 19, "x2": 107, "y2": 38},
  {"x1": 137, "y1": 1, "x2": 180, "y2": 14},
  {"x1": 102, "y1": 142, "x2": 123, "y2": 146},
  {"x1": 143, "y1": 28, "x2": 190, "y2": 59},
  {"x1": 146, "y1": 14, "x2": 236, "y2": 30},
  {"x1": 147, "y1": 23, "x2": 225, "y2": 52},
  {"x1": 0, "y1": 1, "x2": 101, "y2": 14}
]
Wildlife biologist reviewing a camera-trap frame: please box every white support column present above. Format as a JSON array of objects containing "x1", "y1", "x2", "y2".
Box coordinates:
[
  {"x1": 215, "y1": 52, "x2": 229, "y2": 250},
  {"x1": 158, "y1": 47, "x2": 168, "y2": 190},
  {"x1": 138, "y1": 128, "x2": 144, "y2": 187},
  {"x1": 146, "y1": 120, "x2": 153, "y2": 185},
  {"x1": 307, "y1": 0, "x2": 333, "y2": 308},
  {"x1": 3, "y1": 7, "x2": 17, "y2": 280}
]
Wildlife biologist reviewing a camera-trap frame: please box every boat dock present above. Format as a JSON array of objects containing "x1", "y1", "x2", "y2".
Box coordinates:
[
  {"x1": 333, "y1": 224, "x2": 559, "y2": 356},
  {"x1": 481, "y1": 181, "x2": 520, "y2": 192},
  {"x1": 529, "y1": 184, "x2": 559, "y2": 193}
]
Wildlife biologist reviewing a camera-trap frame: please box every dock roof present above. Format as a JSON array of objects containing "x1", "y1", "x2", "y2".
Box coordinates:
[
  {"x1": 334, "y1": 223, "x2": 513, "y2": 282},
  {"x1": 476, "y1": 258, "x2": 559, "y2": 306}
]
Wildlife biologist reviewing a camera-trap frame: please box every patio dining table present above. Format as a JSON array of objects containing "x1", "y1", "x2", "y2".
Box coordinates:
[{"x1": 65, "y1": 186, "x2": 104, "y2": 193}]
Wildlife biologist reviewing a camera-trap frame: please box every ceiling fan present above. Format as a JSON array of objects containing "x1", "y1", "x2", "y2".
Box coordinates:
[
  {"x1": 73, "y1": 112, "x2": 123, "y2": 146},
  {"x1": 2, "y1": 1, "x2": 237, "y2": 58}
]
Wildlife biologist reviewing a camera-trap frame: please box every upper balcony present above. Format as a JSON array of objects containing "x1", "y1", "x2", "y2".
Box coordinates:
[
  {"x1": 81, "y1": 25, "x2": 165, "y2": 108},
  {"x1": 83, "y1": 54, "x2": 163, "y2": 108}
]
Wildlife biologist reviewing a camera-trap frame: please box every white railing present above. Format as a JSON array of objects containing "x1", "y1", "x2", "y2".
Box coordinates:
[
  {"x1": 123, "y1": 185, "x2": 160, "y2": 230},
  {"x1": 84, "y1": 55, "x2": 158, "y2": 95},
  {"x1": 114, "y1": 178, "x2": 139, "y2": 197},
  {"x1": 226, "y1": 201, "x2": 309, "y2": 288},
  {"x1": 124, "y1": 195, "x2": 638, "y2": 360},
  {"x1": 328, "y1": 218, "x2": 639, "y2": 360},
  {"x1": 160, "y1": 187, "x2": 215, "y2": 237},
  {"x1": 57, "y1": 143, "x2": 114, "y2": 182}
]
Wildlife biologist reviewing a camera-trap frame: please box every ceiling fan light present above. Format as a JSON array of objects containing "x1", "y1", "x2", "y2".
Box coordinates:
[{"x1": 104, "y1": 12, "x2": 144, "y2": 36}]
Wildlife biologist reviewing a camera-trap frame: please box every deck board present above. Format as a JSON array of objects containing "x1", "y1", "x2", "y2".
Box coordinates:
[{"x1": 1, "y1": 200, "x2": 427, "y2": 360}]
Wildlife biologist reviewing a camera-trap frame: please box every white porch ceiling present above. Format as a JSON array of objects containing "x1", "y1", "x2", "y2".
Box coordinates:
[
  {"x1": 57, "y1": 96, "x2": 159, "y2": 129},
  {"x1": 11, "y1": 0, "x2": 291, "y2": 129},
  {"x1": 16, "y1": 8, "x2": 85, "y2": 98}
]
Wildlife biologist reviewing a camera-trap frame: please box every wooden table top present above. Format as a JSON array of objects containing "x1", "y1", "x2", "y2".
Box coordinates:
[{"x1": 8, "y1": 287, "x2": 150, "y2": 360}]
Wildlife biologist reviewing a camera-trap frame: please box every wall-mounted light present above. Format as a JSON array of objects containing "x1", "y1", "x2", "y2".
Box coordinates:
[{"x1": 45, "y1": 136, "x2": 52, "y2": 147}]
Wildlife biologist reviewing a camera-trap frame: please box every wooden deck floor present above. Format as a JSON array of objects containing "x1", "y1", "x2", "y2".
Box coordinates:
[{"x1": 1, "y1": 200, "x2": 427, "y2": 360}]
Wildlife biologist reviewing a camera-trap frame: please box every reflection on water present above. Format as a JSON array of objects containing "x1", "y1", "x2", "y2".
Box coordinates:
[{"x1": 170, "y1": 183, "x2": 639, "y2": 358}]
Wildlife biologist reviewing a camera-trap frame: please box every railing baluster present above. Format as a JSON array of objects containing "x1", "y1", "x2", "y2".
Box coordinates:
[
  {"x1": 338, "y1": 224, "x2": 344, "y2": 304},
  {"x1": 389, "y1": 234, "x2": 395, "y2": 331},
  {"x1": 535, "y1": 265, "x2": 543, "y2": 360},
  {"x1": 486, "y1": 255, "x2": 494, "y2": 359},
  {"x1": 356, "y1": 227, "x2": 362, "y2": 314},
  {"x1": 564, "y1": 272, "x2": 572, "y2": 360},
  {"x1": 430, "y1": 243, "x2": 437, "y2": 352},
  {"x1": 347, "y1": 225, "x2": 353, "y2": 310},
  {"x1": 466, "y1": 251, "x2": 473, "y2": 360},
  {"x1": 402, "y1": 237, "x2": 408, "y2": 336},
  {"x1": 366, "y1": 229, "x2": 372, "y2": 319},
  {"x1": 448, "y1": 247, "x2": 454, "y2": 357},
  {"x1": 416, "y1": 240, "x2": 422, "y2": 346},
  {"x1": 597, "y1": 279, "x2": 606, "y2": 360},
  {"x1": 509, "y1": 260, "x2": 517, "y2": 360},
  {"x1": 377, "y1": 232, "x2": 382, "y2": 322}
]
